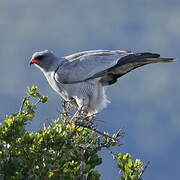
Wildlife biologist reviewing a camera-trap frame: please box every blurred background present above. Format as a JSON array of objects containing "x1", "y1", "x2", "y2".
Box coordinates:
[{"x1": 0, "y1": 0, "x2": 180, "y2": 179}]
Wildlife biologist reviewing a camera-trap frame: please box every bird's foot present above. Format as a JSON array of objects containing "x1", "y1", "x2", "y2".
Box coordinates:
[
  {"x1": 66, "y1": 106, "x2": 96, "y2": 125},
  {"x1": 67, "y1": 106, "x2": 84, "y2": 124}
]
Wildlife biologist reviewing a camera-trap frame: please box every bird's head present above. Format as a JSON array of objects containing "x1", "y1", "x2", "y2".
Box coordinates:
[{"x1": 30, "y1": 50, "x2": 57, "y2": 71}]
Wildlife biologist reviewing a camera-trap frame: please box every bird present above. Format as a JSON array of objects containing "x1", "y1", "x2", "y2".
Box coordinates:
[{"x1": 30, "y1": 49, "x2": 175, "y2": 116}]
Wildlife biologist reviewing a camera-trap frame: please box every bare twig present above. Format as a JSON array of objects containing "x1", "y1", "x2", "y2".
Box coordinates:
[
  {"x1": 33, "y1": 99, "x2": 41, "y2": 107},
  {"x1": 107, "y1": 148, "x2": 118, "y2": 159},
  {"x1": 138, "y1": 161, "x2": 150, "y2": 179},
  {"x1": 74, "y1": 120, "x2": 123, "y2": 142}
]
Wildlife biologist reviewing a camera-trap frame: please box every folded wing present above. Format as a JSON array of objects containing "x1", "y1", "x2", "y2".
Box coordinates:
[
  {"x1": 54, "y1": 50, "x2": 175, "y2": 85},
  {"x1": 54, "y1": 50, "x2": 131, "y2": 84}
]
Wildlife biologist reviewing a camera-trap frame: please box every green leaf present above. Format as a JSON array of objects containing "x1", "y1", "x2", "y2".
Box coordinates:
[{"x1": 40, "y1": 96, "x2": 48, "y2": 103}]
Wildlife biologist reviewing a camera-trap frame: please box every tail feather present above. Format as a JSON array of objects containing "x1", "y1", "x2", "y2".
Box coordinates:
[
  {"x1": 100, "y1": 52, "x2": 176, "y2": 86},
  {"x1": 116, "y1": 52, "x2": 176, "y2": 66},
  {"x1": 144, "y1": 57, "x2": 176, "y2": 64}
]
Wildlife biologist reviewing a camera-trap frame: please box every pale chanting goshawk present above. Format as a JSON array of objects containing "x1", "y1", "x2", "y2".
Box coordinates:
[{"x1": 30, "y1": 49, "x2": 175, "y2": 115}]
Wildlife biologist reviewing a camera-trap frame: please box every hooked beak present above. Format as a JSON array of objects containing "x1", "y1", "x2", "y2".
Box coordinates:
[{"x1": 29, "y1": 59, "x2": 39, "y2": 65}]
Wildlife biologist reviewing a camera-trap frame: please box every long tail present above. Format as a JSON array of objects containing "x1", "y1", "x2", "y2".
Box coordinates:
[
  {"x1": 117, "y1": 52, "x2": 176, "y2": 66},
  {"x1": 99, "y1": 52, "x2": 176, "y2": 85}
]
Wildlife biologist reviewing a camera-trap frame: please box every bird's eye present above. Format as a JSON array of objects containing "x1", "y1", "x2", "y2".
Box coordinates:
[{"x1": 35, "y1": 55, "x2": 45, "y2": 60}]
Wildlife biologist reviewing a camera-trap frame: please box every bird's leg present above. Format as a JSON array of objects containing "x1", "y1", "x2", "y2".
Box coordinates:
[
  {"x1": 67, "y1": 97, "x2": 89, "y2": 123},
  {"x1": 65, "y1": 98, "x2": 77, "y2": 109},
  {"x1": 68, "y1": 106, "x2": 83, "y2": 123}
]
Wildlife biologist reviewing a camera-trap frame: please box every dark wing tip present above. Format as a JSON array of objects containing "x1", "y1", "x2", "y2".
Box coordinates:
[{"x1": 134, "y1": 52, "x2": 160, "y2": 58}]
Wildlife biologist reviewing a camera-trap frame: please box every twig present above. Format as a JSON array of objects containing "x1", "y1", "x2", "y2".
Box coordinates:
[
  {"x1": 138, "y1": 161, "x2": 150, "y2": 179},
  {"x1": 22, "y1": 147, "x2": 31, "y2": 161},
  {"x1": 107, "y1": 148, "x2": 118, "y2": 159},
  {"x1": 19, "y1": 97, "x2": 28, "y2": 112},
  {"x1": 78, "y1": 149, "x2": 86, "y2": 180},
  {"x1": 75, "y1": 120, "x2": 122, "y2": 142},
  {"x1": 19, "y1": 96, "x2": 40, "y2": 114},
  {"x1": 77, "y1": 142, "x2": 119, "y2": 151},
  {"x1": 54, "y1": 128, "x2": 77, "y2": 158},
  {"x1": 33, "y1": 99, "x2": 41, "y2": 107},
  {"x1": 93, "y1": 128, "x2": 118, "y2": 141}
]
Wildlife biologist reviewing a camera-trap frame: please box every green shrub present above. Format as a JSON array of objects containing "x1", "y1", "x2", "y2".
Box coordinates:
[{"x1": 0, "y1": 86, "x2": 146, "y2": 180}]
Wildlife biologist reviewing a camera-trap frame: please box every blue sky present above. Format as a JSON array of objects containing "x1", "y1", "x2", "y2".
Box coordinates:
[{"x1": 0, "y1": 0, "x2": 180, "y2": 179}]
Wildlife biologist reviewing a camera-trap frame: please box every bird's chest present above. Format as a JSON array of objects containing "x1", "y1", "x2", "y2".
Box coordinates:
[{"x1": 45, "y1": 72, "x2": 70, "y2": 100}]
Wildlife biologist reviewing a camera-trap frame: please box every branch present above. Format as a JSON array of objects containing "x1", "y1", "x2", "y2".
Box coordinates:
[
  {"x1": 139, "y1": 161, "x2": 150, "y2": 179},
  {"x1": 74, "y1": 120, "x2": 123, "y2": 143},
  {"x1": 19, "y1": 97, "x2": 29, "y2": 113}
]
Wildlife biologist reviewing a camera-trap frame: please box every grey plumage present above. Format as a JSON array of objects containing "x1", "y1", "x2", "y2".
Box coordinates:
[{"x1": 30, "y1": 49, "x2": 175, "y2": 115}]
